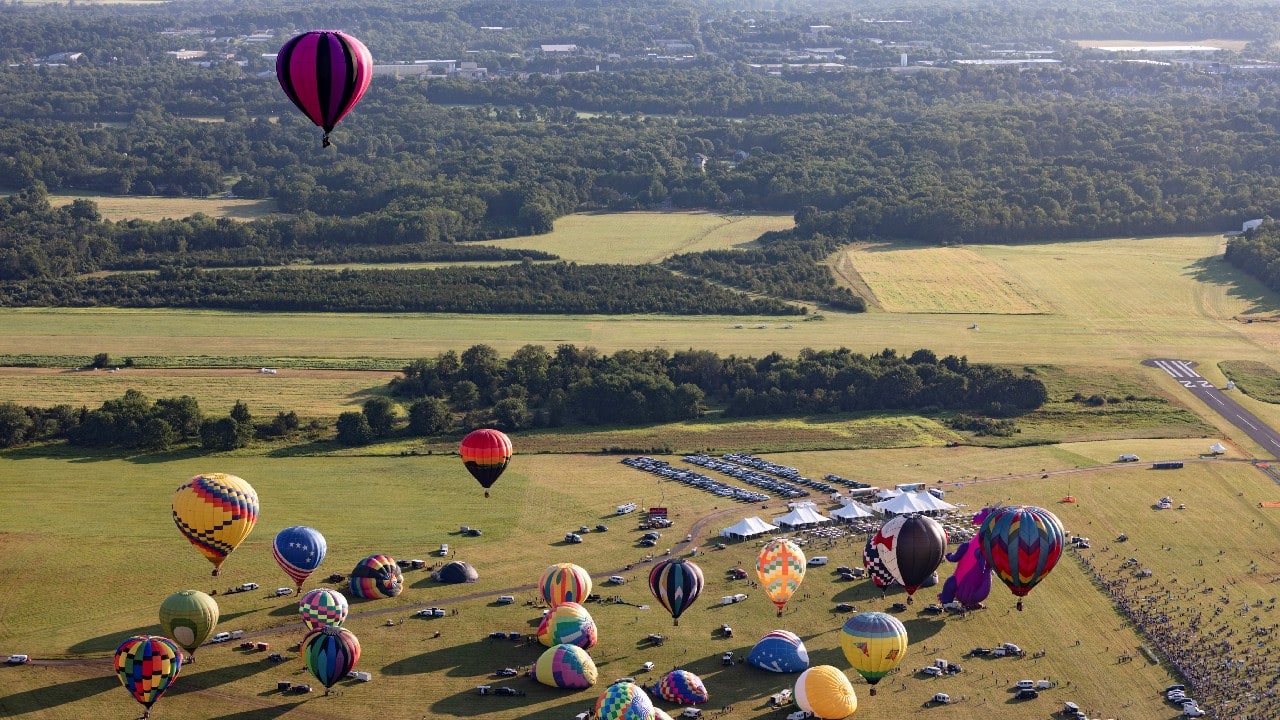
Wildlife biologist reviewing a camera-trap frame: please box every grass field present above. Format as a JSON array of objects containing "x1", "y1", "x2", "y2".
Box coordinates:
[
  {"x1": 46, "y1": 191, "x2": 277, "y2": 222},
  {"x1": 842, "y1": 244, "x2": 1050, "y2": 314},
  {"x1": 475, "y1": 211, "x2": 794, "y2": 264},
  {"x1": 4, "y1": 442, "x2": 1278, "y2": 719}
]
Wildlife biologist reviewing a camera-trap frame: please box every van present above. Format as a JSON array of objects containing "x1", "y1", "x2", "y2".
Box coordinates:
[
  {"x1": 932, "y1": 693, "x2": 951, "y2": 704},
  {"x1": 1117, "y1": 453, "x2": 1140, "y2": 462},
  {"x1": 275, "y1": 587, "x2": 293, "y2": 596},
  {"x1": 496, "y1": 595, "x2": 516, "y2": 605},
  {"x1": 348, "y1": 671, "x2": 372, "y2": 682},
  {"x1": 1036, "y1": 679, "x2": 1053, "y2": 690},
  {"x1": 807, "y1": 556, "x2": 828, "y2": 566},
  {"x1": 681, "y1": 709, "x2": 703, "y2": 719},
  {"x1": 6, "y1": 654, "x2": 30, "y2": 664},
  {"x1": 1015, "y1": 679, "x2": 1036, "y2": 690},
  {"x1": 239, "y1": 582, "x2": 259, "y2": 591},
  {"x1": 439, "y1": 544, "x2": 449, "y2": 556},
  {"x1": 210, "y1": 632, "x2": 232, "y2": 644},
  {"x1": 609, "y1": 575, "x2": 627, "y2": 584},
  {"x1": 230, "y1": 630, "x2": 245, "y2": 640}
]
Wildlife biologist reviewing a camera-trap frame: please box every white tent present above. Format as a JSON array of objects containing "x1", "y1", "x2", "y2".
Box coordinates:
[
  {"x1": 720, "y1": 516, "x2": 780, "y2": 540},
  {"x1": 773, "y1": 505, "x2": 832, "y2": 529},
  {"x1": 874, "y1": 488, "x2": 901, "y2": 500},
  {"x1": 873, "y1": 491, "x2": 956, "y2": 516},
  {"x1": 1209, "y1": 443, "x2": 1227, "y2": 455},
  {"x1": 829, "y1": 501, "x2": 875, "y2": 522}
]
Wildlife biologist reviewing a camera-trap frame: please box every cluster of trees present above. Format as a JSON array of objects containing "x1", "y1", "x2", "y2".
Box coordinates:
[
  {"x1": 0, "y1": 263, "x2": 799, "y2": 315},
  {"x1": 1225, "y1": 223, "x2": 1280, "y2": 293},
  {"x1": 386, "y1": 344, "x2": 1047, "y2": 434}
]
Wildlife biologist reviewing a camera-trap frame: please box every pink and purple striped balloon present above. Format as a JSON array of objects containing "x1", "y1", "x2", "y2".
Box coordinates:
[{"x1": 276, "y1": 30, "x2": 373, "y2": 147}]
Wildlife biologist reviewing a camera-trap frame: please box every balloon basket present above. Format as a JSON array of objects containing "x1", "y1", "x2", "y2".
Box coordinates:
[
  {"x1": 869, "y1": 688, "x2": 876, "y2": 696},
  {"x1": 776, "y1": 610, "x2": 783, "y2": 618},
  {"x1": 1016, "y1": 599, "x2": 1024, "y2": 612},
  {"x1": 212, "y1": 568, "x2": 221, "y2": 577},
  {"x1": 484, "y1": 491, "x2": 490, "y2": 498}
]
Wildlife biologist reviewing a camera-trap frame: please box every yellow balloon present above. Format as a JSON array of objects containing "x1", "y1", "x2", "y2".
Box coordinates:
[
  {"x1": 839, "y1": 612, "x2": 907, "y2": 693},
  {"x1": 172, "y1": 473, "x2": 259, "y2": 575},
  {"x1": 795, "y1": 665, "x2": 858, "y2": 719}
]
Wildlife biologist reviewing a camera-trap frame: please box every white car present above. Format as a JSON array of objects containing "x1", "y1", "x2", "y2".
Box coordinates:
[
  {"x1": 1184, "y1": 708, "x2": 1206, "y2": 718},
  {"x1": 609, "y1": 575, "x2": 627, "y2": 584},
  {"x1": 275, "y1": 587, "x2": 293, "y2": 596},
  {"x1": 6, "y1": 654, "x2": 30, "y2": 664}
]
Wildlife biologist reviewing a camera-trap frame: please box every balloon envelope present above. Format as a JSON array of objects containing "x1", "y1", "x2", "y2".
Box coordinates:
[
  {"x1": 872, "y1": 514, "x2": 947, "y2": 596},
  {"x1": 301, "y1": 625, "x2": 361, "y2": 689},
  {"x1": 651, "y1": 669, "x2": 708, "y2": 704},
  {"x1": 434, "y1": 560, "x2": 480, "y2": 584},
  {"x1": 540, "y1": 562, "x2": 593, "y2": 607},
  {"x1": 594, "y1": 681, "x2": 654, "y2": 720},
  {"x1": 273, "y1": 526, "x2": 327, "y2": 591},
  {"x1": 748, "y1": 629, "x2": 810, "y2": 673},
  {"x1": 757, "y1": 538, "x2": 806, "y2": 614},
  {"x1": 648, "y1": 557, "x2": 704, "y2": 626},
  {"x1": 158, "y1": 590, "x2": 219, "y2": 656},
  {"x1": 862, "y1": 536, "x2": 897, "y2": 589},
  {"x1": 172, "y1": 473, "x2": 259, "y2": 575},
  {"x1": 839, "y1": 611, "x2": 908, "y2": 685},
  {"x1": 349, "y1": 554, "x2": 403, "y2": 598},
  {"x1": 460, "y1": 428, "x2": 513, "y2": 496},
  {"x1": 795, "y1": 665, "x2": 858, "y2": 719},
  {"x1": 299, "y1": 588, "x2": 349, "y2": 630},
  {"x1": 276, "y1": 30, "x2": 373, "y2": 146},
  {"x1": 979, "y1": 505, "x2": 1065, "y2": 600},
  {"x1": 537, "y1": 601, "x2": 598, "y2": 649},
  {"x1": 535, "y1": 643, "x2": 598, "y2": 689},
  {"x1": 115, "y1": 635, "x2": 182, "y2": 712}
]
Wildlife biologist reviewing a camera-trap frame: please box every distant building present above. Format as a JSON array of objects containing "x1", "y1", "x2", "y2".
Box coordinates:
[
  {"x1": 1243, "y1": 218, "x2": 1265, "y2": 233},
  {"x1": 167, "y1": 50, "x2": 208, "y2": 61},
  {"x1": 540, "y1": 44, "x2": 578, "y2": 54},
  {"x1": 44, "y1": 52, "x2": 84, "y2": 63}
]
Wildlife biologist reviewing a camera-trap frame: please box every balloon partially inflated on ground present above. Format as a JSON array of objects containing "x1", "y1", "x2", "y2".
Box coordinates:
[
  {"x1": 299, "y1": 588, "x2": 349, "y2": 629},
  {"x1": 537, "y1": 601, "x2": 598, "y2": 649},
  {"x1": 349, "y1": 554, "x2": 403, "y2": 598},
  {"x1": 594, "y1": 680, "x2": 654, "y2": 720},
  {"x1": 748, "y1": 629, "x2": 810, "y2": 673},
  {"x1": 651, "y1": 669, "x2": 708, "y2": 704},
  {"x1": 795, "y1": 665, "x2": 859, "y2": 719},
  {"x1": 158, "y1": 590, "x2": 219, "y2": 659},
  {"x1": 540, "y1": 562, "x2": 593, "y2": 607},
  {"x1": 535, "y1": 643, "x2": 598, "y2": 689}
]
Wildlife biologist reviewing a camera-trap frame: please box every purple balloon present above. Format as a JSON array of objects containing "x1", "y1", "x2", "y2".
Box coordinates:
[{"x1": 938, "y1": 507, "x2": 994, "y2": 609}]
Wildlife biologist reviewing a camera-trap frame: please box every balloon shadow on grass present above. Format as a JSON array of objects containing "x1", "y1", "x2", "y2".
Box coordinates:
[
  {"x1": 383, "y1": 638, "x2": 540, "y2": 679},
  {"x1": 901, "y1": 617, "x2": 946, "y2": 646},
  {"x1": 169, "y1": 656, "x2": 278, "y2": 694},
  {"x1": 0, "y1": 672, "x2": 119, "y2": 713},
  {"x1": 210, "y1": 701, "x2": 307, "y2": 720}
]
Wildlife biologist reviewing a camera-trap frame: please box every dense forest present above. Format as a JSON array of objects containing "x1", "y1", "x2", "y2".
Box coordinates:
[{"x1": 1225, "y1": 222, "x2": 1280, "y2": 293}]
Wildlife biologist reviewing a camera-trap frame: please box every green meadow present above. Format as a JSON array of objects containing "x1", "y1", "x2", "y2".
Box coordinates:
[{"x1": 4, "y1": 220, "x2": 1280, "y2": 718}]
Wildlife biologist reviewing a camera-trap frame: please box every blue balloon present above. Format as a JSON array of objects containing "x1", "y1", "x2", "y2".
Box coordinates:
[
  {"x1": 747, "y1": 630, "x2": 810, "y2": 673},
  {"x1": 273, "y1": 526, "x2": 328, "y2": 590}
]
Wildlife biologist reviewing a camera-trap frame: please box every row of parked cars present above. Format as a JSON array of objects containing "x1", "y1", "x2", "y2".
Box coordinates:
[
  {"x1": 823, "y1": 473, "x2": 875, "y2": 490},
  {"x1": 621, "y1": 457, "x2": 770, "y2": 503},
  {"x1": 1165, "y1": 684, "x2": 1205, "y2": 717},
  {"x1": 681, "y1": 454, "x2": 808, "y2": 499},
  {"x1": 721, "y1": 453, "x2": 840, "y2": 494}
]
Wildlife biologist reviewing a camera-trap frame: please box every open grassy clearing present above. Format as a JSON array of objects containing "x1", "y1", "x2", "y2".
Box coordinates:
[
  {"x1": 46, "y1": 190, "x2": 277, "y2": 221},
  {"x1": 1219, "y1": 360, "x2": 1280, "y2": 403},
  {"x1": 475, "y1": 211, "x2": 793, "y2": 264},
  {"x1": 840, "y1": 244, "x2": 1050, "y2": 314},
  {"x1": 11, "y1": 444, "x2": 1279, "y2": 719}
]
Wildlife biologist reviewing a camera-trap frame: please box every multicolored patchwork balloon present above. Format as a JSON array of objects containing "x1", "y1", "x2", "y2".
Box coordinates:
[
  {"x1": 794, "y1": 665, "x2": 858, "y2": 719},
  {"x1": 172, "y1": 473, "x2": 259, "y2": 576},
  {"x1": 276, "y1": 30, "x2": 373, "y2": 147},
  {"x1": 460, "y1": 428, "x2": 513, "y2": 498},
  {"x1": 301, "y1": 625, "x2": 361, "y2": 692},
  {"x1": 839, "y1": 611, "x2": 907, "y2": 695},
  {"x1": 540, "y1": 562, "x2": 593, "y2": 607},
  {"x1": 535, "y1": 643, "x2": 598, "y2": 689},
  {"x1": 273, "y1": 526, "x2": 327, "y2": 592},
  {"x1": 158, "y1": 590, "x2": 219, "y2": 660},
  {"x1": 349, "y1": 554, "x2": 403, "y2": 599},
  {"x1": 757, "y1": 537, "x2": 806, "y2": 616},
  {"x1": 594, "y1": 680, "x2": 654, "y2": 720},
  {"x1": 114, "y1": 635, "x2": 182, "y2": 718},
  {"x1": 748, "y1": 629, "x2": 810, "y2": 673},
  {"x1": 299, "y1": 588, "x2": 349, "y2": 630},
  {"x1": 651, "y1": 669, "x2": 708, "y2": 704},
  {"x1": 979, "y1": 505, "x2": 1065, "y2": 611},
  {"x1": 537, "y1": 601, "x2": 598, "y2": 649},
  {"x1": 648, "y1": 557, "x2": 704, "y2": 626}
]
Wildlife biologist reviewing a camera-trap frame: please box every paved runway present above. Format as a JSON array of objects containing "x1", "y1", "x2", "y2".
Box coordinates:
[{"x1": 1145, "y1": 358, "x2": 1280, "y2": 460}]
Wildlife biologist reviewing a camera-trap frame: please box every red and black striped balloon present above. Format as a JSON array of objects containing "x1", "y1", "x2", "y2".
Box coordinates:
[
  {"x1": 276, "y1": 30, "x2": 373, "y2": 147},
  {"x1": 460, "y1": 428, "x2": 512, "y2": 497}
]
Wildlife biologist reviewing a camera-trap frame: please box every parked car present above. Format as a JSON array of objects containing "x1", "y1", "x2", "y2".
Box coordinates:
[
  {"x1": 209, "y1": 632, "x2": 232, "y2": 644},
  {"x1": 835, "y1": 603, "x2": 855, "y2": 612},
  {"x1": 932, "y1": 693, "x2": 951, "y2": 704},
  {"x1": 275, "y1": 587, "x2": 293, "y2": 596},
  {"x1": 923, "y1": 603, "x2": 944, "y2": 614},
  {"x1": 239, "y1": 582, "x2": 259, "y2": 591},
  {"x1": 1184, "y1": 707, "x2": 1206, "y2": 718},
  {"x1": 595, "y1": 524, "x2": 609, "y2": 532},
  {"x1": 807, "y1": 556, "x2": 829, "y2": 566},
  {"x1": 496, "y1": 595, "x2": 515, "y2": 605},
  {"x1": 494, "y1": 686, "x2": 518, "y2": 696},
  {"x1": 465, "y1": 528, "x2": 483, "y2": 537},
  {"x1": 968, "y1": 647, "x2": 991, "y2": 656},
  {"x1": 609, "y1": 575, "x2": 627, "y2": 584},
  {"x1": 267, "y1": 653, "x2": 284, "y2": 663},
  {"x1": 1015, "y1": 689, "x2": 1040, "y2": 700},
  {"x1": 439, "y1": 544, "x2": 449, "y2": 556},
  {"x1": 496, "y1": 668, "x2": 518, "y2": 677},
  {"x1": 919, "y1": 666, "x2": 942, "y2": 677},
  {"x1": 1015, "y1": 680, "x2": 1036, "y2": 690}
]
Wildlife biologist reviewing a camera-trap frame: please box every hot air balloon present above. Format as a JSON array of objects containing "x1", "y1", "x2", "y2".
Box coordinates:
[
  {"x1": 979, "y1": 505, "x2": 1065, "y2": 611},
  {"x1": 938, "y1": 507, "x2": 995, "y2": 610},
  {"x1": 349, "y1": 554, "x2": 403, "y2": 599},
  {"x1": 535, "y1": 643, "x2": 598, "y2": 689},
  {"x1": 648, "y1": 557, "x2": 704, "y2": 626},
  {"x1": 540, "y1": 562, "x2": 593, "y2": 607},
  {"x1": 537, "y1": 601, "x2": 598, "y2": 649},
  {"x1": 748, "y1": 630, "x2": 810, "y2": 673},
  {"x1": 301, "y1": 625, "x2": 361, "y2": 694},
  {"x1": 862, "y1": 537, "x2": 897, "y2": 590},
  {"x1": 114, "y1": 635, "x2": 182, "y2": 719},
  {"x1": 273, "y1": 526, "x2": 327, "y2": 592},
  {"x1": 795, "y1": 665, "x2": 858, "y2": 719},
  {"x1": 276, "y1": 30, "x2": 373, "y2": 147},
  {"x1": 757, "y1": 537, "x2": 806, "y2": 617},
  {"x1": 460, "y1": 428, "x2": 512, "y2": 498},
  {"x1": 299, "y1": 588, "x2": 349, "y2": 630},
  {"x1": 172, "y1": 473, "x2": 259, "y2": 576},
  {"x1": 654, "y1": 709, "x2": 676, "y2": 720},
  {"x1": 594, "y1": 680, "x2": 654, "y2": 720},
  {"x1": 871, "y1": 514, "x2": 947, "y2": 602},
  {"x1": 839, "y1": 611, "x2": 907, "y2": 695},
  {"x1": 650, "y1": 669, "x2": 708, "y2": 705},
  {"x1": 158, "y1": 590, "x2": 219, "y2": 661}
]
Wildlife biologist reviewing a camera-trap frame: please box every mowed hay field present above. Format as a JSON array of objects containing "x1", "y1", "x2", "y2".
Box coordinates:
[
  {"x1": 476, "y1": 211, "x2": 794, "y2": 264},
  {"x1": 47, "y1": 190, "x2": 278, "y2": 222},
  {"x1": 8, "y1": 447, "x2": 1280, "y2": 719}
]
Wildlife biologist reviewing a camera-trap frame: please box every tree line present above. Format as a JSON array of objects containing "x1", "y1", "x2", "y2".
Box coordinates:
[{"x1": 1225, "y1": 223, "x2": 1280, "y2": 293}]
